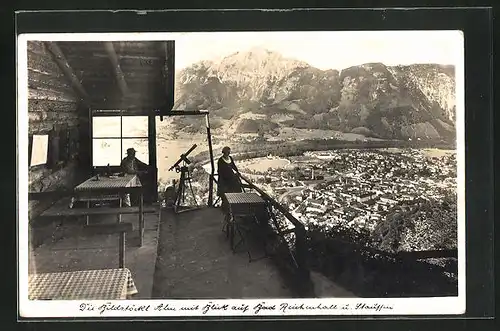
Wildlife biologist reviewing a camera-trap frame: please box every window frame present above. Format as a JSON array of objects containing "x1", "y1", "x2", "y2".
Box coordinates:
[{"x1": 91, "y1": 111, "x2": 150, "y2": 167}]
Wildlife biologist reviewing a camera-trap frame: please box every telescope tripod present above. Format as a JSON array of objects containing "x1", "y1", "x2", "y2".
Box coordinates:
[
  {"x1": 168, "y1": 144, "x2": 203, "y2": 214},
  {"x1": 173, "y1": 165, "x2": 201, "y2": 213}
]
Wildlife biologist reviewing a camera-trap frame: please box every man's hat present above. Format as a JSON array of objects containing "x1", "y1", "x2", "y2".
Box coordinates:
[{"x1": 126, "y1": 148, "x2": 136, "y2": 154}]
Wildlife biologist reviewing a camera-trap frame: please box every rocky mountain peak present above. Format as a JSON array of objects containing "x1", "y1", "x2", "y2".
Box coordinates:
[
  {"x1": 214, "y1": 47, "x2": 309, "y2": 82},
  {"x1": 173, "y1": 50, "x2": 456, "y2": 143}
]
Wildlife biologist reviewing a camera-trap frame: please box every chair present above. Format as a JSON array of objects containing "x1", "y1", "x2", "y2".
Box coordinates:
[
  {"x1": 222, "y1": 192, "x2": 269, "y2": 262},
  {"x1": 218, "y1": 177, "x2": 247, "y2": 233}
]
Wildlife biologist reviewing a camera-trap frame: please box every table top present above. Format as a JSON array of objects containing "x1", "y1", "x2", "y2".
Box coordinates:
[
  {"x1": 224, "y1": 192, "x2": 266, "y2": 205},
  {"x1": 75, "y1": 174, "x2": 140, "y2": 191},
  {"x1": 28, "y1": 268, "x2": 138, "y2": 300}
]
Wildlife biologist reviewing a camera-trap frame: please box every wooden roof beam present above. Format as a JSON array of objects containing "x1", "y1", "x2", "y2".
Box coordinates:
[
  {"x1": 158, "y1": 40, "x2": 175, "y2": 120},
  {"x1": 44, "y1": 41, "x2": 92, "y2": 108},
  {"x1": 154, "y1": 41, "x2": 174, "y2": 120},
  {"x1": 163, "y1": 41, "x2": 175, "y2": 100},
  {"x1": 103, "y1": 42, "x2": 130, "y2": 96}
]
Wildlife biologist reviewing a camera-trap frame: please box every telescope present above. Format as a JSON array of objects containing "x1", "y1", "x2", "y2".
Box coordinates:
[
  {"x1": 167, "y1": 144, "x2": 201, "y2": 213},
  {"x1": 169, "y1": 144, "x2": 197, "y2": 171}
]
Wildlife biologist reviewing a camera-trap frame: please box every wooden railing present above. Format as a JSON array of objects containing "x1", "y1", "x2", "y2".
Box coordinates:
[
  {"x1": 235, "y1": 174, "x2": 313, "y2": 296},
  {"x1": 395, "y1": 248, "x2": 457, "y2": 260},
  {"x1": 307, "y1": 227, "x2": 458, "y2": 271},
  {"x1": 211, "y1": 172, "x2": 458, "y2": 296},
  {"x1": 240, "y1": 174, "x2": 458, "y2": 288}
]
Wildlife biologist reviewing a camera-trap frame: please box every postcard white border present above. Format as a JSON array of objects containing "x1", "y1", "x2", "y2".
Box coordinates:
[{"x1": 17, "y1": 31, "x2": 466, "y2": 318}]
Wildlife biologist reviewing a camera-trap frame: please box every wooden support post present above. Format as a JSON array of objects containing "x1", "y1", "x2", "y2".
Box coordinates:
[
  {"x1": 163, "y1": 41, "x2": 175, "y2": 112},
  {"x1": 82, "y1": 223, "x2": 132, "y2": 269},
  {"x1": 103, "y1": 42, "x2": 129, "y2": 96},
  {"x1": 117, "y1": 198, "x2": 122, "y2": 223},
  {"x1": 86, "y1": 200, "x2": 90, "y2": 225},
  {"x1": 138, "y1": 192, "x2": 144, "y2": 247},
  {"x1": 148, "y1": 113, "x2": 158, "y2": 202},
  {"x1": 119, "y1": 232, "x2": 126, "y2": 268},
  {"x1": 206, "y1": 113, "x2": 216, "y2": 207}
]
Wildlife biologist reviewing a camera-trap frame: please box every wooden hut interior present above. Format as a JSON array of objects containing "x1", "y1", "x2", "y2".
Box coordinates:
[{"x1": 28, "y1": 40, "x2": 176, "y2": 219}]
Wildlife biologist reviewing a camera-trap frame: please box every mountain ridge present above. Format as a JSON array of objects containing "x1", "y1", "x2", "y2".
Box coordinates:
[{"x1": 172, "y1": 48, "x2": 456, "y2": 142}]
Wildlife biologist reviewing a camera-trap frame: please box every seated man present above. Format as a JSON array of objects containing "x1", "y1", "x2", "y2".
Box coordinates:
[{"x1": 121, "y1": 148, "x2": 149, "y2": 206}]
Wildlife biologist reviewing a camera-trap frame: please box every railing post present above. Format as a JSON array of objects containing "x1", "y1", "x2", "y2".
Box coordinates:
[
  {"x1": 238, "y1": 173, "x2": 313, "y2": 296},
  {"x1": 294, "y1": 225, "x2": 312, "y2": 296}
]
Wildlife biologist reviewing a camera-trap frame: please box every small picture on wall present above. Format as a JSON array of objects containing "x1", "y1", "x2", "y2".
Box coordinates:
[{"x1": 30, "y1": 134, "x2": 48, "y2": 166}]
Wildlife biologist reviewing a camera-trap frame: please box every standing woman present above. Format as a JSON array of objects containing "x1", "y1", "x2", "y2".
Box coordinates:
[{"x1": 217, "y1": 146, "x2": 243, "y2": 202}]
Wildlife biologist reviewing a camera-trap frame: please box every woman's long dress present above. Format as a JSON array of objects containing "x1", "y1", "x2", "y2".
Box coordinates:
[{"x1": 217, "y1": 156, "x2": 242, "y2": 197}]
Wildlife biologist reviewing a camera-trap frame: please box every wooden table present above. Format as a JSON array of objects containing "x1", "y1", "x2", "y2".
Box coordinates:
[
  {"x1": 223, "y1": 193, "x2": 268, "y2": 260},
  {"x1": 28, "y1": 268, "x2": 138, "y2": 300},
  {"x1": 74, "y1": 174, "x2": 141, "y2": 224},
  {"x1": 75, "y1": 174, "x2": 141, "y2": 191},
  {"x1": 41, "y1": 174, "x2": 150, "y2": 247}
]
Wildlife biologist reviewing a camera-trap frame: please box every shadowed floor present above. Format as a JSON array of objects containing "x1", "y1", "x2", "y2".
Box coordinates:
[
  {"x1": 152, "y1": 207, "x2": 293, "y2": 299},
  {"x1": 28, "y1": 205, "x2": 355, "y2": 300},
  {"x1": 28, "y1": 211, "x2": 161, "y2": 299}
]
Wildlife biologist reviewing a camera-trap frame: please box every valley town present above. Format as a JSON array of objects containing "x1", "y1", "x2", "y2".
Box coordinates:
[{"x1": 197, "y1": 147, "x2": 457, "y2": 252}]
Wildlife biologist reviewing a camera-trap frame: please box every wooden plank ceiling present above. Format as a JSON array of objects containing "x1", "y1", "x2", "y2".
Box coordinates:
[{"x1": 54, "y1": 41, "x2": 170, "y2": 111}]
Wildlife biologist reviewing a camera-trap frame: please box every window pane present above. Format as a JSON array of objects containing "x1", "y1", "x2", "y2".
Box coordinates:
[
  {"x1": 93, "y1": 117, "x2": 121, "y2": 138},
  {"x1": 122, "y1": 139, "x2": 149, "y2": 164},
  {"x1": 93, "y1": 139, "x2": 121, "y2": 166},
  {"x1": 122, "y1": 116, "x2": 148, "y2": 137}
]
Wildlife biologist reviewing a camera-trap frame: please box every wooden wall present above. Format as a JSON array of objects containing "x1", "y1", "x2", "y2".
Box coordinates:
[{"x1": 27, "y1": 41, "x2": 89, "y2": 220}]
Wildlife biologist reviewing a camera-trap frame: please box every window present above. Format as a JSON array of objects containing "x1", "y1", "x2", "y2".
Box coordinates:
[{"x1": 92, "y1": 115, "x2": 149, "y2": 166}]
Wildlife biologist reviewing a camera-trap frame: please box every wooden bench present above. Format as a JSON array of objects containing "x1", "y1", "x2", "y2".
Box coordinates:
[
  {"x1": 81, "y1": 222, "x2": 133, "y2": 268},
  {"x1": 41, "y1": 205, "x2": 158, "y2": 217},
  {"x1": 73, "y1": 185, "x2": 142, "y2": 225},
  {"x1": 76, "y1": 195, "x2": 122, "y2": 202},
  {"x1": 39, "y1": 199, "x2": 158, "y2": 247}
]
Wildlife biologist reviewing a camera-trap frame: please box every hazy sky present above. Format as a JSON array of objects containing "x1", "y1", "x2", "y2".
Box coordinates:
[{"x1": 175, "y1": 31, "x2": 463, "y2": 71}]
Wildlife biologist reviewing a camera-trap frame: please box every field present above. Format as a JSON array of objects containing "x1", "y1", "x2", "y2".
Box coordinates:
[
  {"x1": 273, "y1": 128, "x2": 384, "y2": 142},
  {"x1": 421, "y1": 148, "x2": 456, "y2": 158},
  {"x1": 238, "y1": 157, "x2": 292, "y2": 172},
  {"x1": 380, "y1": 147, "x2": 456, "y2": 157}
]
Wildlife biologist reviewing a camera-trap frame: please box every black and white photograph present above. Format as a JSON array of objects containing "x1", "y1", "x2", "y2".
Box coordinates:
[{"x1": 17, "y1": 30, "x2": 465, "y2": 317}]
